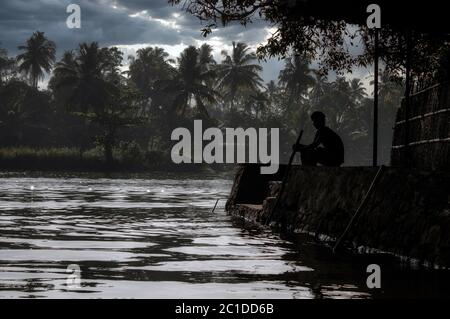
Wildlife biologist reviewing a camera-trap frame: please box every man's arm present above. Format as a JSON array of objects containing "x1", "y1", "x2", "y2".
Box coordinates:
[{"x1": 293, "y1": 131, "x2": 321, "y2": 151}]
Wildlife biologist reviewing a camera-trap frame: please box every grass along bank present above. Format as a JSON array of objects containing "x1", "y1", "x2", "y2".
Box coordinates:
[{"x1": 0, "y1": 146, "x2": 199, "y2": 172}]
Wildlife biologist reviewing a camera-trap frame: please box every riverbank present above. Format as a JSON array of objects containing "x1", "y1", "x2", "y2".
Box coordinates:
[
  {"x1": 0, "y1": 147, "x2": 233, "y2": 173},
  {"x1": 226, "y1": 164, "x2": 450, "y2": 267}
]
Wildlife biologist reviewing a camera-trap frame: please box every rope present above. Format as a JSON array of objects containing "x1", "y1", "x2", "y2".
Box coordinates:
[{"x1": 333, "y1": 165, "x2": 385, "y2": 253}]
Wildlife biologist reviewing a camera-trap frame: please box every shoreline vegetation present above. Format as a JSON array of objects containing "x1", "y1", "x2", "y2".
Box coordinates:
[
  {"x1": 0, "y1": 147, "x2": 232, "y2": 173},
  {"x1": 1, "y1": 32, "x2": 408, "y2": 171}
]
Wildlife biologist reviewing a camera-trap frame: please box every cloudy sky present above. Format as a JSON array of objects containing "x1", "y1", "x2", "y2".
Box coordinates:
[
  {"x1": 0, "y1": 0, "x2": 372, "y2": 90},
  {"x1": 0, "y1": 0, "x2": 286, "y2": 84}
]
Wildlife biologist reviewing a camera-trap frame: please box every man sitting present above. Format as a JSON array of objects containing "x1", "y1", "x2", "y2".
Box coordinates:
[{"x1": 293, "y1": 111, "x2": 344, "y2": 167}]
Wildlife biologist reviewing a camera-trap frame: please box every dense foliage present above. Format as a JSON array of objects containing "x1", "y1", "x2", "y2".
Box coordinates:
[
  {"x1": 168, "y1": 0, "x2": 450, "y2": 81},
  {"x1": 0, "y1": 31, "x2": 404, "y2": 170}
]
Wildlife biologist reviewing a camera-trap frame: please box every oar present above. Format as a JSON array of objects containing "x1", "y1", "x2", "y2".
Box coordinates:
[
  {"x1": 332, "y1": 165, "x2": 385, "y2": 253},
  {"x1": 265, "y1": 129, "x2": 304, "y2": 225}
]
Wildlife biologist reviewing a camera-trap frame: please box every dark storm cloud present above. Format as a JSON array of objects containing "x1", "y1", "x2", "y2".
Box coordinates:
[
  {"x1": 0, "y1": 0, "x2": 270, "y2": 54},
  {"x1": 0, "y1": 0, "x2": 191, "y2": 53},
  {"x1": 0, "y1": 0, "x2": 284, "y2": 85}
]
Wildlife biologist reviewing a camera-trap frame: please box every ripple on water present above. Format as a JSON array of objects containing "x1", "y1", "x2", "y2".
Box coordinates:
[
  {"x1": 0, "y1": 175, "x2": 377, "y2": 299},
  {"x1": 0, "y1": 249, "x2": 140, "y2": 262},
  {"x1": 127, "y1": 259, "x2": 314, "y2": 275}
]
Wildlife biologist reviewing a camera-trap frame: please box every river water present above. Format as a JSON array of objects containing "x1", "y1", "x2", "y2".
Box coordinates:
[{"x1": 0, "y1": 172, "x2": 449, "y2": 299}]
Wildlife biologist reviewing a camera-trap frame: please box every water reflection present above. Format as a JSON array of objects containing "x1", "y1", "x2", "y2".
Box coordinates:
[{"x1": 0, "y1": 173, "x2": 448, "y2": 298}]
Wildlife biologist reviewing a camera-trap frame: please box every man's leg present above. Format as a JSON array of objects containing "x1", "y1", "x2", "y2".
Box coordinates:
[
  {"x1": 300, "y1": 149, "x2": 318, "y2": 166},
  {"x1": 316, "y1": 148, "x2": 341, "y2": 167}
]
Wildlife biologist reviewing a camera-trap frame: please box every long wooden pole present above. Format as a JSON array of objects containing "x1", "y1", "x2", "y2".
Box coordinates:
[
  {"x1": 373, "y1": 28, "x2": 379, "y2": 167},
  {"x1": 264, "y1": 130, "x2": 304, "y2": 225},
  {"x1": 404, "y1": 29, "x2": 413, "y2": 167}
]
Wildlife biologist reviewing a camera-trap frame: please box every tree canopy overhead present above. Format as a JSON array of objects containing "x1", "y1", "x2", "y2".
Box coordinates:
[{"x1": 169, "y1": 0, "x2": 450, "y2": 80}]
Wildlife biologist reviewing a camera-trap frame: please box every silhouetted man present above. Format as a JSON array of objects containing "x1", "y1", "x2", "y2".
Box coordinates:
[{"x1": 293, "y1": 111, "x2": 344, "y2": 166}]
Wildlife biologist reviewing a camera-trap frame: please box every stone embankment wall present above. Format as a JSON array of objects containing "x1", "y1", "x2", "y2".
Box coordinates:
[
  {"x1": 226, "y1": 164, "x2": 450, "y2": 266},
  {"x1": 392, "y1": 82, "x2": 450, "y2": 170}
]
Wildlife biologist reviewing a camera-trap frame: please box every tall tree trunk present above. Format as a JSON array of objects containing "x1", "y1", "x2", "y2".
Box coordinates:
[
  {"x1": 230, "y1": 93, "x2": 236, "y2": 113},
  {"x1": 104, "y1": 141, "x2": 113, "y2": 167},
  {"x1": 103, "y1": 128, "x2": 115, "y2": 167},
  {"x1": 229, "y1": 84, "x2": 236, "y2": 112},
  {"x1": 32, "y1": 75, "x2": 38, "y2": 89}
]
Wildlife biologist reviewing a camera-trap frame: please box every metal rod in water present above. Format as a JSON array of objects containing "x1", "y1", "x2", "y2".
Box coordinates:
[{"x1": 212, "y1": 199, "x2": 220, "y2": 213}]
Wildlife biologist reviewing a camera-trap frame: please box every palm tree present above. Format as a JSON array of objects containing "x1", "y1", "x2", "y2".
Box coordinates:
[
  {"x1": 277, "y1": 54, "x2": 314, "y2": 138},
  {"x1": 0, "y1": 48, "x2": 17, "y2": 86},
  {"x1": 170, "y1": 46, "x2": 218, "y2": 117},
  {"x1": 377, "y1": 73, "x2": 403, "y2": 104},
  {"x1": 17, "y1": 31, "x2": 56, "y2": 88},
  {"x1": 264, "y1": 80, "x2": 282, "y2": 116},
  {"x1": 216, "y1": 42, "x2": 263, "y2": 111},
  {"x1": 266, "y1": 80, "x2": 277, "y2": 97},
  {"x1": 128, "y1": 47, "x2": 175, "y2": 98},
  {"x1": 349, "y1": 78, "x2": 367, "y2": 103},
  {"x1": 310, "y1": 70, "x2": 329, "y2": 103},
  {"x1": 249, "y1": 90, "x2": 269, "y2": 120},
  {"x1": 198, "y1": 43, "x2": 216, "y2": 71},
  {"x1": 52, "y1": 43, "x2": 116, "y2": 113},
  {"x1": 278, "y1": 54, "x2": 314, "y2": 105},
  {"x1": 51, "y1": 42, "x2": 131, "y2": 165},
  {"x1": 0, "y1": 80, "x2": 50, "y2": 145},
  {"x1": 48, "y1": 50, "x2": 75, "y2": 89},
  {"x1": 198, "y1": 43, "x2": 217, "y2": 88},
  {"x1": 323, "y1": 77, "x2": 352, "y2": 132}
]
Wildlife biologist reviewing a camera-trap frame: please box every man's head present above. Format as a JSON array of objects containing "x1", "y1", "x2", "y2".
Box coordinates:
[{"x1": 311, "y1": 111, "x2": 326, "y2": 129}]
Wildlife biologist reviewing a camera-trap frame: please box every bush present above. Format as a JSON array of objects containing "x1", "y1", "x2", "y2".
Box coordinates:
[
  {"x1": 0, "y1": 147, "x2": 104, "y2": 171},
  {"x1": 118, "y1": 141, "x2": 145, "y2": 165},
  {"x1": 145, "y1": 150, "x2": 166, "y2": 167}
]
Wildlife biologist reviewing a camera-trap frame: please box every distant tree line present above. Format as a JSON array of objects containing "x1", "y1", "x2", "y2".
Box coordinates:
[{"x1": 0, "y1": 31, "x2": 406, "y2": 170}]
